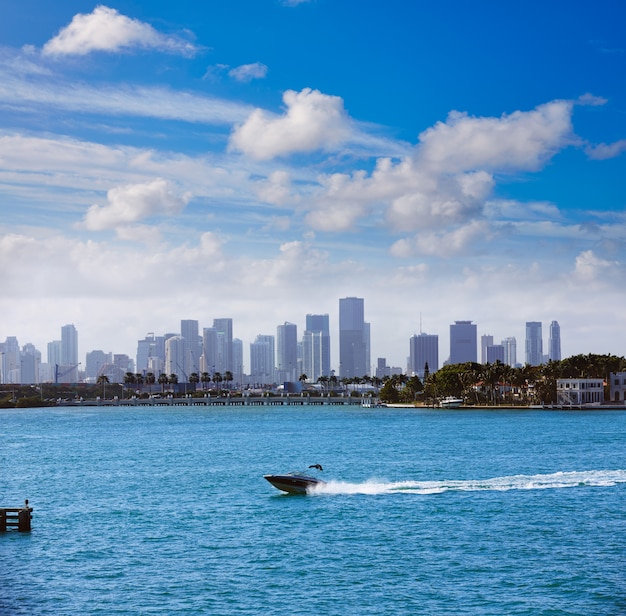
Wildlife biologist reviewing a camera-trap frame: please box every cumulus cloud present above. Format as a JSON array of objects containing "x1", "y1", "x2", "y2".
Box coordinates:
[
  {"x1": 304, "y1": 100, "x2": 576, "y2": 235},
  {"x1": 82, "y1": 179, "x2": 190, "y2": 230},
  {"x1": 229, "y1": 88, "x2": 352, "y2": 160},
  {"x1": 228, "y1": 62, "x2": 268, "y2": 82},
  {"x1": 573, "y1": 250, "x2": 619, "y2": 279},
  {"x1": 585, "y1": 139, "x2": 626, "y2": 160},
  {"x1": 256, "y1": 170, "x2": 296, "y2": 206},
  {"x1": 42, "y1": 6, "x2": 198, "y2": 57}
]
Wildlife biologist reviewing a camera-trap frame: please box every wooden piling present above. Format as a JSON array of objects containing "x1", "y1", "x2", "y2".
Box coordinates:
[{"x1": 0, "y1": 503, "x2": 33, "y2": 532}]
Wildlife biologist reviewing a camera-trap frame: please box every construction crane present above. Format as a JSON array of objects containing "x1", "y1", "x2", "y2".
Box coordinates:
[{"x1": 55, "y1": 363, "x2": 81, "y2": 384}]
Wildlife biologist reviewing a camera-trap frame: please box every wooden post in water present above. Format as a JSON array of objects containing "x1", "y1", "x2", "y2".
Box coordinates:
[
  {"x1": 0, "y1": 509, "x2": 6, "y2": 532},
  {"x1": 18, "y1": 507, "x2": 32, "y2": 532}
]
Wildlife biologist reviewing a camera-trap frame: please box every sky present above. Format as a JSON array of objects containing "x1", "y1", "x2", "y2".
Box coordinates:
[{"x1": 1, "y1": 0, "x2": 625, "y2": 372}]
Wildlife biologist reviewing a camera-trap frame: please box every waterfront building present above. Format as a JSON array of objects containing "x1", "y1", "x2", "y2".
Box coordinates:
[
  {"x1": 213, "y1": 318, "x2": 233, "y2": 373},
  {"x1": 47, "y1": 340, "x2": 62, "y2": 368},
  {"x1": 302, "y1": 330, "x2": 325, "y2": 383},
  {"x1": 232, "y1": 338, "x2": 243, "y2": 386},
  {"x1": 21, "y1": 343, "x2": 40, "y2": 384},
  {"x1": 250, "y1": 335, "x2": 275, "y2": 384},
  {"x1": 525, "y1": 322, "x2": 543, "y2": 366},
  {"x1": 609, "y1": 372, "x2": 626, "y2": 404},
  {"x1": 339, "y1": 297, "x2": 368, "y2": 378},
  {"x1": 136, "y1": 333, "x2": 157, "y2": 375},
  {"x1": 549, "y1": 320, "x2": 561, "y2": 362},
  {"x1": 86, "y1": 350, "x2": 111, "y2": 381},
  {"x1": 61, "y1": 324, "x2": 79, "y2": 382},
  {"x1": 481, "y1": 335, "x2": 494, "y2": 364},
  {"x1": 165, "y1": 335, "x2": 189, "y2": 382},
  {"x1": 502, "y1": 337, "x2": 517, "y2": 367},
  {"x1": 201, "y1": 327, "x2": 218, "y2": 375},
  {"x1": 556, "y1": 378, "x2": 604, "y2": 406},
  {"x1": 409, "y1": 333, "x2": 439, "y2": 378},
  {"x1": 277, "y1": 322, "x2": 298, "y2": 383},
  {"x1": 449, "y1": 321, "x2": 477, "y2": 364},
  {"x1": 305, "y1": 314, "x2": 331, "y2": 377},
  {"x1": 181, "y1": 320, "x2": 201, "y2": 375},
  {"x1": 486, "y1": 345, "x2": 505, "y2": 364},
  {"x1": 1, "y1": 336, "x2": 20, "y2": 384}
]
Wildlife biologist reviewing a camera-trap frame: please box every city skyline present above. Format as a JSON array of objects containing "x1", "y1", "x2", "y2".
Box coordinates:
[{"x1": 1, "y1": 2, "x2": 625, "y2": 365}]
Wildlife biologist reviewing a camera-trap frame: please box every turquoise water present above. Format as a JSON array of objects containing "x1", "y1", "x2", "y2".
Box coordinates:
[{"x1": 1, "y1": 406, "x2": 625, "y2": 615}]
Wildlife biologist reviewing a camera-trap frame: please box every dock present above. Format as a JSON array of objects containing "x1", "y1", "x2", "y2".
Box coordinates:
[{"x1": 0, "y1": 503, "x2": 33, "y2": 532}]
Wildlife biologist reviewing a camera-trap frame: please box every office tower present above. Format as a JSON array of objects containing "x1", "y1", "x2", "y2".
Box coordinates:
[
  {"x1": 213, "y1": 318, "x2": 233, "y2": 373},
  {"x1": 339, "y1": 297, "x2": 368, "y2": 378},
  {"x1": 202, "y1": 327, "x2": 218, "y2": 374},
  {"x1": 486, "y1": 345, "x2": 505, "y2": 364},
  {"x1": 86, "y1": 350, "x2": 110, "y2": 381},
  {"x1": 1, "y1": 336, "x2": 20, "y2": 384},
  {"x1": 61, "y1": 324, "x2": 79, "y2": 382},
  {"x1": 302, "y1": 330, "x2": 325, "y2": 382},
  {"x1": 409, "y1": 333, "x2": 439, "y2": 378},
  {"x1": 250, "y1": 335, "x2": 275, "y2": 383},
  {"x1": 165, "y1": 335, "x2": 189, "y2": 381},
  {"x1": 21, "y1": 343, "x2": 40, "y2": 384},
  {"x1": 181, "y1": 320, "x2": 201, "y2": 375},
  {"x1": 305, "y1": 314, "x2": 331, "y2": 377},
  {"x1": 525, "y1": 322, "x2": 543, "y2": 366},
  {"x1": 136, "y1": 333, "x2": 157, "y2": 375},
  {"x1": 502, "y1": 337, "x2": 517, "y2": 367},
  {"x1": 277, "y1": 322, "x2": 298, "y2": 382},
  {"x1": 232, "y1": 338, "x2": 243, "y2": 385},
  {"x1": 481, "y1": 335, "x2": 494, "y2": 364},
  {"x1": 47, "y1": 340, "x2": 62, "y2": 367},
  {"x1": 549, "y1": 321, "x2": 561, "y2": 361},
  {"x1": 449, "y1": 321, "x2": 477, "y2": 364}
]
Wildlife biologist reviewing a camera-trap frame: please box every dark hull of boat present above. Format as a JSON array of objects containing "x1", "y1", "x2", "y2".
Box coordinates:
[{"x1": 264, "y1": 474, "x2": 324, "y2": 494}]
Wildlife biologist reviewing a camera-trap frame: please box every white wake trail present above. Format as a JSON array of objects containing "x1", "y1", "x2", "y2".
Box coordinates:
[{"x1": 311, "y1": 470, "x2": 626, "y2": 496}]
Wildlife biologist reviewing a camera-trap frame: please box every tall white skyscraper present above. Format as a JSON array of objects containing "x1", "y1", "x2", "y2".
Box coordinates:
[
  {"x1": 525, "y1": 322, "x2": 543, "y2": 366},
  {"x1": 305, "y1": 314, "x2": 330, "y2": 378},
  {"x1": 250, "y1": 335, "x2": 275, "y2": 383},
  {"x1": 213, "y1": 318, "x2": 233, "y2": 373},
  {"x1": 165, "y1": 335, "x2": 189, "y2": 381},
  {"x1": 502, "y1": 337, "x2": 517, "y2": 367},
  {"x1": 549, "y1": 321, "x2": 561, "y2": 361},
  {"x1": 181, "y1": 319, "x2": 200, "y2": 375},
  {"x1": 60, "y1": 324, "x2": 79, "y2": 382},
  {"x1": 339, "y1": 297, "x2": 368, "y2": 378},
  {"x1": 481, "y1": 335, "x2": 494, "y2": 364},
  {"x1": 449, "y1": 321, "x2": 477, "y2": 364}
]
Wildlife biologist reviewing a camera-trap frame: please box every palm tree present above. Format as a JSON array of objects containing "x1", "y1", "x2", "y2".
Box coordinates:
[
  {"x1": 224, "y1": 371, "x2": 233, "y2": 391},
  {"x1": 201, "y1": 372, "x2": 210, "y2": 391},
  {"x1": 169, "y1": 373, "x2": 179, "y2": 385},
  {"x1": 317, "y1": 375, "x2": 329, "y2": 393},
  {"x1": 213, "y1": 372, "x2": 223, "y2": 392},
  {"x1": 158, "y1": 373, "x2": 169, "y2": 393},
  {"x1": 145, "y1": 372, "x2": 156, "y2": 386},
  {"x1": 97, "y1": 374, "x2": 109, "y2": 399}
]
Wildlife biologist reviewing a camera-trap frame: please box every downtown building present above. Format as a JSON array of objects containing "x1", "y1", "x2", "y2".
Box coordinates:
[
  {"x1": 525, "y1": 322, "x2": 543, "y2": 366},
  {"x1": 409, "y1": 333, "x2": 439, "y2": 378},
  {"x1": 449, "y1": 321, "x2": 477, "y2": 364},
  {"x1": 276, "y1": 322, "x2": 298, "y2": 383},
  {"x1": 339, "y1": 297, "x2": 370, "y2": 378},
  {"x1": 302, "y1": 314, "x2": 331, "y2": 382}
]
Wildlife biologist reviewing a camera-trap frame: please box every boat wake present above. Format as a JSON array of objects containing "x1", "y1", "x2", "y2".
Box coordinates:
[{"x1": 310, "y1": 470, "x2": 626, "y2": 496}]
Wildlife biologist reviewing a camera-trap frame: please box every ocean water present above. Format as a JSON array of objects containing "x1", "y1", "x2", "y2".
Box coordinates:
[{"x1": 1, "y1": 405, "x2": 625, "y2": 615}]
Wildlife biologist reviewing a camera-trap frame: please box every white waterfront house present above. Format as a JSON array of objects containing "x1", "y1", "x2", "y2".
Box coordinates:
[
  {"x1": 609, "y1": 372, "x2": 626, "y2": 404},
  {"x1": 556, "y1": 378, "x2": 604, "y2": 406}
]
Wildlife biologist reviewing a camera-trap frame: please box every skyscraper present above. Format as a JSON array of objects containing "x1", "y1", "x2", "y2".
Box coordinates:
[
  {"x1": 136, "y1": 333, "x2": 156, "y2": 375},
  {"x1": 449, "y1": 321, "x2": 477, "y2": 364},
  {"x1": 409, "y1": 333, "x2": 439, "y2": 378},
  {"x1": 276, "y1": 322, "x2": 298, "y2": 382},
  {"x1": 304, "y1": 313, "x2": 330, "y2": 380},
  {"x1": 481, "y1": 335, "x2": 494, "y2": 364},
  {"x1": 502, "y1": 337, "x2": 517, "y2": 367},
  {"x1": 181, "y1": 319, "x2": 200, "y2": 375},
  {"x1": 165, "y1": 335, "x2": 188, "y2": 381},
  {"x1": 250, "y1": 335, "x2": 275, "y2": 383},
  {"x1": 213, "y1": 318, "x2": 233, "y2": 373},
  {"x1": 61, "y1": 324, "x2": 79, "y2": 382},
  {"x1": 525, "y1": 322, "x2": 543, "y2": 366},
  {"x1": 549, "y1": 320, "x2": 561, "y2": 361},
  {"x1": 339, "y1": 297, "x2": 368, "y2": 378}
]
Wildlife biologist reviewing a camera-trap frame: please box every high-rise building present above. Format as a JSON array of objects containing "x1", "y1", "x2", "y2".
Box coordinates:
[
  {"x1": 302, "y1": 330, "x2": 325, "y2": 382},
  {"x1": 277, "y1": 322, "x2": 298, "y2": 382},
  {"x1": 250, "y1": 335, "x2": 275, "y2": 383},
  {"x1": 449, "y1": 321, "x2": 477, "y2": 364},
  {"x1": 21, "y1": 343, "x2": 40, "y2": 384},
  {"x1": 502, "y1": 337, "x2": 517, "y2": 367},
  {"x1": 481, "y1": 335, "x2": 494, "y2": 364},
  {"x1": 339, "y1": 297, "x2": 368, "y2": 378},
  {"x1": 409, "y1": 333, "x2": 439, "y2": 378},
  {"x1": 305, "y1": 314, "x2": 331, "y2": 377},
  {"x1": 549, "y1": 321, "x2": 561, "y2": 362},
  {"x1": 136, "y1": 333, "x2": 157, "y2": 375},
  {"x1": 232, "y1": 338, "x2": 243, "y2": 385},
  {"x1": 60, "y1": 324, "x2": 79, "y2": 382},
  {"x1": 486, "y1": 345, "x2": 505, "y2": 364},
  {"x1": 213, "y1": 318, "x2": 233, "y2": 373},
  {"x1": 86, "y1": 350, "x2": 110, "y2": 381},
  {"x1": 165, "y1": 335, "x2": 189, "y2": 381},
  {"x1": 201, "y1": 327, "x2": 218, "y2": 374},
  {"x1": 525, "y1": 322, "x2": 543, "y2": 366},
  {"x1": 181, "y1": 320, "x2": 201, "y2": 375},
  {"x1": 1, "y1": 336, "x2": 20, "y2": 384}
]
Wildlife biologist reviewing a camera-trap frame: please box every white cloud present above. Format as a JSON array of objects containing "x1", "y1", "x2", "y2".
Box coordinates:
[
  {"x1": 573, "y1": 249, "x2": 619, "y2": 280},
  {"x1": 585, "y1": 139, "x2": 626, "y2": 160},
  {"x1": 229, "y1": 88, "x2": 352, "y2": 160},
  {"x1": 42, "y1": 6, "x2": 198, "y2": 57},
  {"x1": 82, "y1": 179, "x2": 190, "y2": 230},
  {"x1": 229, "y1": 62, "x2": 268, "y2": 82},
  {"x1": 577, "y1": 93, "x2": 608, "y2": 106},
  {"x1": 255, "y1": 170, "x2": 297, "y2": 206}
]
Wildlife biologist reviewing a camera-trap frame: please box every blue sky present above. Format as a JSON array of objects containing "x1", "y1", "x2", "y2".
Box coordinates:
[{"x1": 1, "y1": 0, "x2": 625, "y2": 370}]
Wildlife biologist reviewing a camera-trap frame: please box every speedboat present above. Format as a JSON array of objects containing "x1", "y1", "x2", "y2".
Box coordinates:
[
  {"x1": 439, "y1": 396, "x2": 464, "y2": 408},
  {"x1": 264, "y1": 464, "x2": 325, "y2": 494}
]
